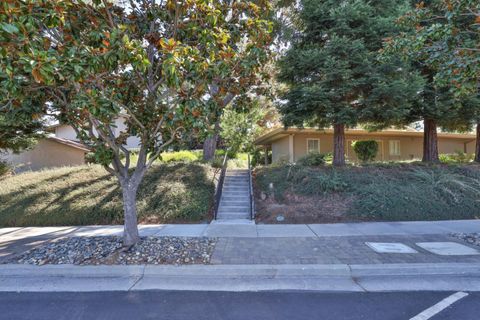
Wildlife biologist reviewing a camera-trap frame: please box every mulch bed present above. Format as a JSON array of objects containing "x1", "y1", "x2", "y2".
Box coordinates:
[{"x1": 2, "y1": 236, "x2": 217, "y2": 265}]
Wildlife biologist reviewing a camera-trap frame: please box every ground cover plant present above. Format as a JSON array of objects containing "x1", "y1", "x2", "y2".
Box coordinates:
[
  {"x1": 0, "y1": 163, "x2": 215, "y2": 227},
  {"x1": 255, "y1": 163, "x2": 480, "y2": 223}
]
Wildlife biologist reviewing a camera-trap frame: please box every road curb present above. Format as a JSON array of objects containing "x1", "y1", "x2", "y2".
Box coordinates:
[{"x1": 1, "y1": 263, "x2": 480, "y2": 292}]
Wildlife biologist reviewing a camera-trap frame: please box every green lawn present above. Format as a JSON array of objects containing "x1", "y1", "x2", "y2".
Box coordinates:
[
  {"x1": 0, "y1": 163, "x2": 216, "y2": 227},
  {"x1": 255, "y1": 163, "x2": 480, "y2": 222}
]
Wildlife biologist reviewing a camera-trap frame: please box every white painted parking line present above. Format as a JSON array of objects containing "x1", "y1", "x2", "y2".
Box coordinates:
[{"x1": 409, "y1": 291, "x2": 469, "y2": 320}]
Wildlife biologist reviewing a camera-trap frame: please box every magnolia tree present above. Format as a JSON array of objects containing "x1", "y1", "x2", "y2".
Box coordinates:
[{"x1": 1, "y1": 0, "x2": 272, "y2": 245}]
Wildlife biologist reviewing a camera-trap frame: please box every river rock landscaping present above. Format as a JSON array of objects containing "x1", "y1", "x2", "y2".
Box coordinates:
[
  {"x1": 450, "y1": 233, "x2": 480, "y2": 247},
  {"x1": 3, "y1": 236, "x2": 217, "y2": 265}
]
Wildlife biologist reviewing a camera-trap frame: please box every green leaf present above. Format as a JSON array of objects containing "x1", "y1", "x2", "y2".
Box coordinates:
[{"x1": 1, "y1": 24, "x2": 19, "y2": 34}]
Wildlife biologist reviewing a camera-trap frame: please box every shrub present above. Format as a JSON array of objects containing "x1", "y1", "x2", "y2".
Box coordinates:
[
  {"x1": 352, "y1": 140, "x2": 378, "y2": 162},
  {"x1": 297, "y1": 152, "x2": 326, "y2": 166},
  {"x1": 251, "y1": 148, "x2": 272, "y2": 167},
  {"x1": 0, "y1": 161, "x2": 12, "y2": 177},
  {"x1": 215, "y1": 149, "x2": 238, "y2": 159},
  {"x1": 160, "y1": 150, "x2": 201, "y2": 163},
  {"x1": 255, "y1": 164, "x2": 480, "y2": 221},
  {"x1": 439, "y1": 151, "x2": 474, "y2": 164},
  {"x1": 85, "y1": 150, "x2": 127, "y2": 165},
  {"x1": 322, "y1": 152, "x2": 333, "y2": 164},
  {"x1": 85, "y1": 152, "x2": 98, "y2": 164}
]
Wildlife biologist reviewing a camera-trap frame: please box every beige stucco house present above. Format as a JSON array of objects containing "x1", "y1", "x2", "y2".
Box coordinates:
[
  {"x1": 255, "y1": 127, "x2": 477, "y2": 163},
  {"x1": 3, "y1": 115, "x2": 140, "y2": 172},
  {"x1": 3, "y1": 137, "x2": 90, "y2": 172}
]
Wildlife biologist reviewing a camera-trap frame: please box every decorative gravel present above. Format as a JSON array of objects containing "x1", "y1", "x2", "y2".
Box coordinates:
[
  {"x1": 4, "y1": 236, "x2": 217, "y2": 265},
  {"x1": 450, "y1": 233, "x2": 480, "y2": 247}
]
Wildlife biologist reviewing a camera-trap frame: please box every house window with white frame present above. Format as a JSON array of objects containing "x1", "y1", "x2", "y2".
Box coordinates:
[
  {"x1": 389, "y1": 140, "x2": 401, "y2": 156},
  {"x1": 307, "y1": 138, "x2": 320, "y2": 153}
]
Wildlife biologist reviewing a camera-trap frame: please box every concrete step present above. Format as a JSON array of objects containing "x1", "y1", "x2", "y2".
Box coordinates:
[
  {"x1": 217, "y1": 169, "x2": 252, "y2": 222},
  {"x1": 224, "y1": 181, "x2": 249, "y2": 185},
  {"x1": 224, "y1": 182, "x2": 249, "y2": 186},
  {"x1": 216, "y1": 212, "x2": 251, "y2": 220},
  {"x1": 222, "y1": 188, "x2": 249, "y2": 191},
  {"x1": 220, "y1": 200, "x2": 250, "y2": 206},
  {"x1": 223, "y1": 181, "x2": 249, "y2": 187},
  {"x1": 218, "y1": 205, "x2": 250, "y2": 210},
  {"x1": 221, "y1": 196, "x2": 250, "y2": 202},
  {"x1": 227, "y1": 169, "x2": 249, "y2": 173},
  {"x1": 210, "y1": 219, "x2": 254, "y2": 225},
  {"x1": 222, "y1": 188, "x2": 249, "y2": 192}
]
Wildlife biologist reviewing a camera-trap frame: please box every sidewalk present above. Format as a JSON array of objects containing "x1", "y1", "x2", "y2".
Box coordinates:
[
  {"x1": 1, "y1": 220, "x2": 480, "y2": 292},
  {"x1": 2, "y1": 219, "x2": 480, "y2": 239}
]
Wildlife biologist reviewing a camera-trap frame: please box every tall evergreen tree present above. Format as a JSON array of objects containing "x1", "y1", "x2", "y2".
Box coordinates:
[
  {"x1": 277, "y1": 0, "x2": 416, "y2": 166},
  {"x1": 383, "y1": 0, "x2": 480, "y2": 162}
]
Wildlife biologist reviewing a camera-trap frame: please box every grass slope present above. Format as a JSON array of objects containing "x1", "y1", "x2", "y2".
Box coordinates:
[
  {"x1": 255, "y1": 163, "x2": 480, "y2": 222},
  {"x1": 0, "y1": 163, "x2": 215, "y2": 227}
]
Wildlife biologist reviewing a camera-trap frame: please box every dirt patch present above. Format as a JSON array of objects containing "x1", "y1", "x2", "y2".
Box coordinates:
[{"x1": 255, "y1": 192, "x2": 365, "y2": 224}]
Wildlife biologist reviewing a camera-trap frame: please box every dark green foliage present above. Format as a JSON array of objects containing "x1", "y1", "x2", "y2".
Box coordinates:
[
  {"x1": 297, "y1": 152, "x2": 326, "y2": 166},
  {"x1": 276, "y1": 0, "x2": 418, "y2": 165},
  {"x1": 0, "y1": 161, "x2": 12, "y2": 177},
  {"x1": 256, "y1": 165, "x2": 348, "y2": 200},
  {"x1": 255, "y1": 164, "x2": 480, "y2": 221},
  {"x1": 353, "y1": 166, "x2": 480, "y2": 221},
  {"x1": 277, "y1": 0, "x2": 416, "y2": 129},
  {"x1": 250, "y1": 148, "x2": 272, "y2": 167},
  {"x1": 0, "y1": 163, "x2": 215, "y2": 227},
  {"x1": 0, "y1": 114, "x2": 43, "y2": 153},
  {"x1": 382, "y1": 0, "x2": 480, "y2": 160},
  {"x1": 251, "y1": 148, "x2": 272, "y2": 167},
  {"x1": 352, "y1": 140, "x2": 379, "y2": 162},
  {"x1": 439, "y1": 152, "x2": 474, "y2": 164}
]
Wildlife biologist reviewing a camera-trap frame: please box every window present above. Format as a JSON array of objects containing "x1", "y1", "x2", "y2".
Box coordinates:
[
  {"x1": 389, "y1": 140, "x2": 401, "y2": 156},
  {"x1": 307, "y1": 139, "x2": 320, "y2": 153}
]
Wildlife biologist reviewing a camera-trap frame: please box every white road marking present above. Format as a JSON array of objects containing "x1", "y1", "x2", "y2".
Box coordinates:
[{"x1": 409, "y1": 291, "x2": 469, "y2": 320}]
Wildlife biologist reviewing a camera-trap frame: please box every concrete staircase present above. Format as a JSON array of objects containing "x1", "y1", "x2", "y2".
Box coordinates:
[{"x1": 216, "y1": 169, "x2": 252, "y2": 222}]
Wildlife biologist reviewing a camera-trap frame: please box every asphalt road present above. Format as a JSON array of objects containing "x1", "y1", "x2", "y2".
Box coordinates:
[{"x1": 0, "y1": 291, "x2": 478, "y2": 320}]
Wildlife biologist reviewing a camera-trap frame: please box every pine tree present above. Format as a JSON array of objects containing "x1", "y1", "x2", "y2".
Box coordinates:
[{"x1": 277, "y1": 0, "x2": 416, "y2": 166}]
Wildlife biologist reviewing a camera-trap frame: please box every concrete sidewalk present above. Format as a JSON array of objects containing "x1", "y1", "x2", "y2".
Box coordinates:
[
  {"x1": 1, "y1": 219, "x2": 479, "y2": 240},
  {"x1": 1, "y1": 220, "x2": 480, "y2": 292},
  {"x1": 2, "y1": 220, "x2": 480, "y2": 264}
]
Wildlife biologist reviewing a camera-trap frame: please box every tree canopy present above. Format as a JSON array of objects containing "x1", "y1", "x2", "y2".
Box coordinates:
[
  {"x1": 382, "y1": 0, "x2": 480, "y2": 162},
  {"x1": 277, "y1": 0, "x2": 417, "y2": 165},
  {"x1": 1, "y1": 0, "x2": 273, "y2": 244}
]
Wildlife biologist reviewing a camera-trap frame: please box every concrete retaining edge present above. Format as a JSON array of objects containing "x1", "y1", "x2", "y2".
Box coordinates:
[{"x1": 1, "y1": 263, "x2": 480, "y2": 292}]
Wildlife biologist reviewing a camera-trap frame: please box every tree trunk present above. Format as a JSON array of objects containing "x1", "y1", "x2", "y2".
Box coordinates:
[
  {"x1": 122, "y1": 184, "x2": 140, "y2": 246},
  {"x1": 203, "y1": 134, "x2": 218, "y2": 161},
  {"x1": 203, "y1": 120, "x2": 221, "y2": 161},
  {"x1": 475, "y1": 122, "x2": 480, "y2": 163},
  {"x1": 333, "y1": 123, "x2": 345, "y2": 167},
  {"x1": 422, "y1": 118, "x2": 440, "y2": 163}
]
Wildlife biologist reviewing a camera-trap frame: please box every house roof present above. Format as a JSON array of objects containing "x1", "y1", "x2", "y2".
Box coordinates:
[
  {"x1": 255, "y1": 127, "x2": 477, "y2": 145},
  {"x1": 47, "y1": 137, "x2": 91, "y2": 152}
]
